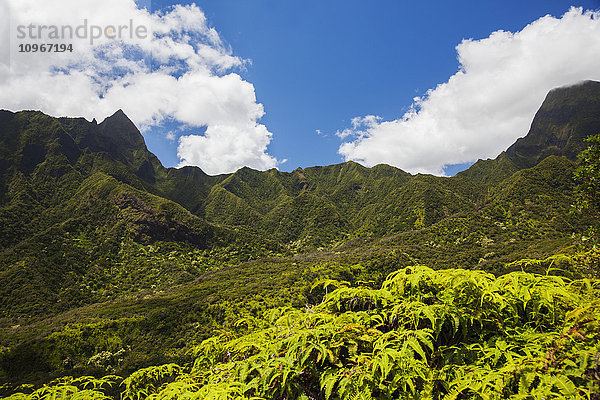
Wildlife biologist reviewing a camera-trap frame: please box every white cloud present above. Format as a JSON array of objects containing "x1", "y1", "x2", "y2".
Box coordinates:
[
  {"x1": 178, "y1": 123, "x2": 277, "y2": 175},
  {"x1": 0, "y1": 0, "x2": 278, "y2": 175},
  {"x1": 338, "y1": 7, "x2": 600, "y2": 175},
  {"x1": 336, "y1": 115, "x2": 382, "y2": 139},
  {"x1": 165, "y1": 131, "x2": 176, "y2": 142}
]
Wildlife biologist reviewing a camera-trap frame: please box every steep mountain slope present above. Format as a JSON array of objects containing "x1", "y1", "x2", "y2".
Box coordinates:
[
  {"x1": 200, "y1": 163, "x2": 477, "y2": 248},
  {"x1": 177, "y1": 81, "x2": 600, "y2": 247},
  {"x1": 506, "y1": 80, "x2": 600, "y2": 168},
  {"x1": 4, "y1": 81, "x2": 598, "y2": 257},
  {"x1": 1, "y1": 81, "x2": 599, "y2": 319},
  {"x1": 0, "y1": 81, "x2": 599, "y2": 390},
  {"x1": 0, "y1": 111, "x2": 276, "y2": 319},
  {"x1": 456, "y1": 81, "x2": 600, "y2": 191}
]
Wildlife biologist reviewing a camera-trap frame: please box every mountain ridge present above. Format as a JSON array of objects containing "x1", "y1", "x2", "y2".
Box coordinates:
[
  {"x1": 506, "y1": 80, "x2": 600, "y2": 167},
  {"x1": 1, "y1": 81, "x2": 599, "y2": 251},
  {"x1": 0, "y1": 81, "x2": 599, "y2": 389},
  {"x1": 4, "y1": 79, "x2": 600, "y2": 181}
]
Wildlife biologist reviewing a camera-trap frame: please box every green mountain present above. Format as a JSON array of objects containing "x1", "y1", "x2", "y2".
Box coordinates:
[
  {"x1": 0, "y1": 81, "x2": 599, "y2": 396},
  {"x1": 506, "y1": 80, "x2": 600, "y2": 168},
  {"x1": 0, "y1": 110, "x2": 282, "y2": 319}
]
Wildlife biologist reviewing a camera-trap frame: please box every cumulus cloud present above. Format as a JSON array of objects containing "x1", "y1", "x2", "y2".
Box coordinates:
[
  {"x1": 0, "y1": 0, "x2": 278, "y2": 174},
  {"x1": 178, "y1": 123, "x2": 277, "y2": 175},
  {"x1": 338, "y1": 7, "x2": 600, "y2": 175},
  {"x1": 336, "y1": 115, "x2": 382, "y2": 139}
]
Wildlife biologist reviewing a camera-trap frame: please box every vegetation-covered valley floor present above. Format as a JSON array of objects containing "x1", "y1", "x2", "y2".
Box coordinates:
[{"x1": 4, "y1": 257, "x2": 600, "y2": 399}]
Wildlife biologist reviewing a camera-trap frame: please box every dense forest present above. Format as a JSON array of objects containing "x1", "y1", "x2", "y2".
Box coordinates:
[{"x1": 0, "y1": 81, "x2": 599, "y2": 399}]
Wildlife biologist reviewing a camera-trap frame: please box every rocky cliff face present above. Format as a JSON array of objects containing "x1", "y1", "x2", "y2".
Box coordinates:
[{"x1": 506, "y1": 80, "x2": 600, "y2": 168}]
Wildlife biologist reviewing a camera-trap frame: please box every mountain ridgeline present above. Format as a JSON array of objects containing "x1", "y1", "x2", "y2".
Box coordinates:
[
  {"x1": 0, "y1": 81, "x2": 599, "y2": 395},
  {"x1": 4, "y1": 83, "x2": 600, "y2": 244},
  {"x1": 0, "y1": 81, "x2": 599, "y2": 316}
]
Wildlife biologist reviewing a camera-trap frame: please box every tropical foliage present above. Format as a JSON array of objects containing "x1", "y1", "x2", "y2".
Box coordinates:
[
  {"x1": 5, "y1": 263, "x2": 600, "y2": 399},
  {"x1": 574, "y1": 133, "x2": 600, "y2": 243},
  {"x1": 1, "y1": 82, "x2": 600, "y2": 397}
]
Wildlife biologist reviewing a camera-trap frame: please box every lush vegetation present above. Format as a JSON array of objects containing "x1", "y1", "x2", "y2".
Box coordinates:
[
  {"x1": 1, "y1": 82, "x2": 600, "y2": 398},
  {"x1": 574, "y1": 133, "x2": 600, "y2": 243},
  {"x1": 4, "y1": 260, "x2": 600, "y2": 399}
]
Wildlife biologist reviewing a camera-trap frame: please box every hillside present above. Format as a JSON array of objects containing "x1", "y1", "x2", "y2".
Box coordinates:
[
  {"x1": 0, "y1": 81, "x2": 599, "y2": 397},
  {"x1": 506, "y1": 80, "x2": 600, "y2": 168}
]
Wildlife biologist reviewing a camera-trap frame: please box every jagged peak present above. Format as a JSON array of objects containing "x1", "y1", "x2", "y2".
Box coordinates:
[
  {"x1": 100, "y1": 109, "x2": 135, "y2": 126},
  {"x1": 97, "y1": 109, "x2": 145, "y2": 148}
]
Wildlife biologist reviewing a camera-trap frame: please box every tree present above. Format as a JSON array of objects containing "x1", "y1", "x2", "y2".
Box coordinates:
[{"x1": 574, "y1": 133, "x2": 600, "y2": 241}]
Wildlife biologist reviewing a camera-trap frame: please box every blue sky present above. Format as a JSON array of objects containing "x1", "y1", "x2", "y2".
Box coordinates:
[
  {"x1": 3, "y1": 0, "x2": 600, "y2": 175},
  {"x1": 141, "y1": 0, "x2": 600, "y2": 174}
]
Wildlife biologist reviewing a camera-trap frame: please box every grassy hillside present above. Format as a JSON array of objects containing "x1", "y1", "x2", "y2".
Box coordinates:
[
  {"x1": 4, "y1": 258, "x2": 600, "y2": 399},
  {"x1": 0, "y1": 111, "x2": 280, "y2": 320},
  {"x1": 0, "y1": 81, "x2": 599, "y2": 397}
]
